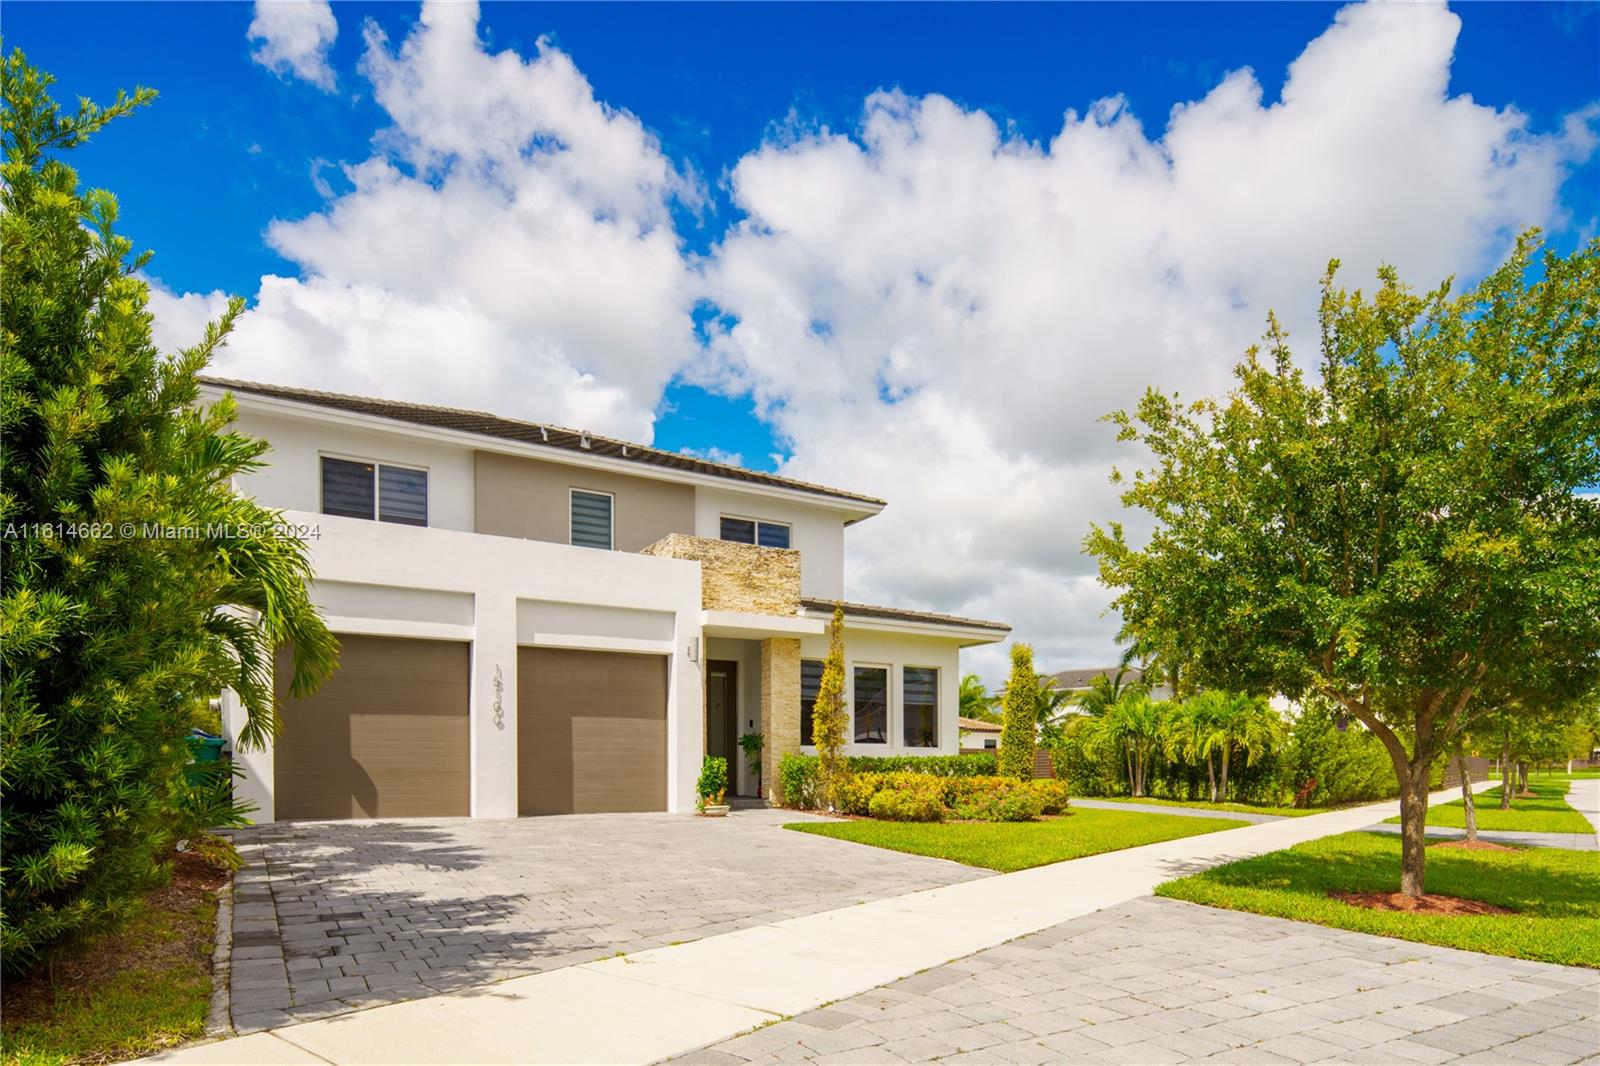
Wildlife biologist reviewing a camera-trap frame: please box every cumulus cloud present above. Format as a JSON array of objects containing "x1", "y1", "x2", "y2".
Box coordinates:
[
  {"x1": 163, "y1": 0, "x2": 1594, "y2": 680},
  {"x1": 213, "y1": 0, "x2": 699, "y2": 441},
  {"x1": 701, "y1": 0, "x2": 1593, "y2": 678},
  {"x1": 248, "y1": 0, "x2": 339, "y2": 92}
]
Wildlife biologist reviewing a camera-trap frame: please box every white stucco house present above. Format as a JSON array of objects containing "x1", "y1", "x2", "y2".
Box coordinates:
[
  {"x1": 205, "y1": 378, "x2": 1009, "y2": 820},
  {"x1": 958, "y1": 717, "x2": 1002, "y2": 751}
]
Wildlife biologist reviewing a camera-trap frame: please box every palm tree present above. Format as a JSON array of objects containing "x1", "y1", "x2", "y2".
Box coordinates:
[
  {"x1": 959, "y1": 673, "x2": 1000, "y2": 723},
  {"x1": 1209, "y1": 693, "x2": 1285, "y2": 802},
  {"x1": 1163, "y1": 694, "x2": 1226, "y2": 802},
  {"x1": 1085, "y1": 692, "x2": 1167, "y2": 796},
  {"x1": 1071, "y1": 666, "x2": 1147, "y2": 717}
]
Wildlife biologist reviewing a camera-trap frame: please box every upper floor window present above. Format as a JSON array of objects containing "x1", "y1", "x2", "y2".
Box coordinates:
[
  {"x1": 321, "y1": 456, "x2": 427, "y2": 526},
  {"x1": 853, "y1": 665, "x2": 888, "y2": 744},
  {"x1": 800, "y1": 659, "x2": 823, "y2": 745},
  {"x1": 570, "y1": 489, "x2": 614, "y2": 550},
  {"x1": 903, "y1": 667, "x2": 939, "y2": 748},
  {"x1": 720, "y1": 515, "x2": 791, "y2": 549}
]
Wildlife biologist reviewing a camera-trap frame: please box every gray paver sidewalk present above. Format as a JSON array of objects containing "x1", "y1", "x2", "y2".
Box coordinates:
[
  {"x1": 671, "y1": 896, "x2": 1600, "y2": 1065},
  {"x1": 224, "y1": 810, "x2": 986, "y2": 1033}
]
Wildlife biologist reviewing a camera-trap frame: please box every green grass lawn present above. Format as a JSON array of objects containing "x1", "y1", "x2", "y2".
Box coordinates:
[
  {"x1": 1385, "y1": 777, "x2": 1593, "y2": 834},
  {"x1": 786, "y1": 808, "x2": 1251, "y2": 872},
  {"x1": 1156, "y1": 830, "x2": 1600, "y2": 968},
  {"x1": 1086, "y1": 795, "x2": 1324, "y2": 818},
  {"x1": 2, "y1": 859, "x2": 220, "y2": 1066}
]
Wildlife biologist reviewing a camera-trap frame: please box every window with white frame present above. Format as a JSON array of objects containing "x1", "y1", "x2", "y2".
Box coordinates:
[
  {"x1": 853, "y1": 665, "x2": 888, "y2": 744},
  {"x1": 570, "y1": 489, "x2": 614, "y2": 550},
  {"x1": 903, "y1": 666, "x2": 939, "y2": 748},
  {"x1": 321, "y1": 456, "x2": 428, "y2": 526},
  {"x1": 719, "y1": 515, "x2": 791, "y2": 549}
]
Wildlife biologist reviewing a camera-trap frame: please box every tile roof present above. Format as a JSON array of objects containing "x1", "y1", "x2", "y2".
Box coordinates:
[
  {"x1": 799, "y1": 598, "x2": 1011, "y2": 633},
  {"x1": 199, "y1": 376, "x2": 887, "y2": 509},
  {"x1": 1049, "y1": 666, "x2": 1147, "y2": 690},
  {"x1": 958, "y1": 717, "x2": 1003, "y2": 732}
]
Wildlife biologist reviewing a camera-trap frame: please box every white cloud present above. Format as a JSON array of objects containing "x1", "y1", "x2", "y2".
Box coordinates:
[
  {"x1": 679, "y1": 446, "x2": 745, "y2": 468},
  {"x1": 249, "y1": 0, "x2": 339, "y2": 92},
  {"x1": 703, "y1": 1, "x2": 1593, "y2": 678},
  {"x1": 166, "y1": 0, "x2": 1595, "y2": 682},
  {"x1": 211, "y1": 0, "x2": 699, "y2": 440},
  {"x1": 146, "y1": 282, "x2": 230, "y2": 355}
]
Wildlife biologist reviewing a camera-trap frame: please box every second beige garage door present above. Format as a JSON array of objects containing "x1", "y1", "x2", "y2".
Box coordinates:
[
  {"x1": 518, "y1": 647, "x2": 667, "y2": 815},
  {"x1": 275, "y1": 635, "x2": 470, "y2": 819}
]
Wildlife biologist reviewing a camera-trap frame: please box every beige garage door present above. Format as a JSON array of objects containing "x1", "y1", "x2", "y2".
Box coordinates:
[
  {"x1": 275, "y1": 636, "x2": 470, "y2": 819},
  {"x1": 518, "y1": 647, "x2": 667, "y2": 815}
]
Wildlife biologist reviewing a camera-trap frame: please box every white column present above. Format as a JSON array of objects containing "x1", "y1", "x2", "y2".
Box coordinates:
[{"x1": 471, "y1": 593, "x2": 519, "y2": 818}]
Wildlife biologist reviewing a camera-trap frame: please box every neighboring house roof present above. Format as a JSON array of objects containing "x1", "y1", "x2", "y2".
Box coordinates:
[
  {"x1": 958, "y1": 717, "x2": 1003, "y2": 733},
  {"x1": 1050, "y1": 666, "x2": 1148, "y2": 690},
  {"x1": 199, "y1": 376, "x2": 887, "y2": 510},
  {"x1": 799, "y1": 598, "x2": 1011, "y2": 634}
]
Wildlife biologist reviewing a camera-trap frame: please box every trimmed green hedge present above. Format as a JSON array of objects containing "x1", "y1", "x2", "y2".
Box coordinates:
[
  {"x1": 778, "y1": 760, "x2": 1068, "y2": 823},
  {"x1": 776, "y1": 752, "x2": 998, "y2": 808}
]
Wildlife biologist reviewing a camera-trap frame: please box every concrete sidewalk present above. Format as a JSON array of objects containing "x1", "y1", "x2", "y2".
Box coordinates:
[
  {"x1": 141, "y1": 781, "x2": 1497, "y2": 1066},
  {"x1": 1069, "y1": 797, "x2": 1286, "y2": 823},
  {"x1": 1568, "y1": 775, "x2": 1600, "y2": 840}
]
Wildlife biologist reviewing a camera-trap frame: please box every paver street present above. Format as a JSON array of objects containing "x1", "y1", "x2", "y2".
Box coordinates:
[{"x1": 672, "y1": 896, "x2": 1600, "y2": 1065}]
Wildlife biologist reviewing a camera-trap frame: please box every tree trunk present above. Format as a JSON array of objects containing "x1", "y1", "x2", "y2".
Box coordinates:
[
  {"x1": 1125, "y1": 751, "x2": 1135, "y2": 796},
  {"x1": 1497, "y1": 739, "x2": 1510, "y2": 806},
  {"x1": 1519, "y1": 761, "x2": 1529, "y2": 793},
  {"x1": 1457, "y1": 742, "x2": 1477, "y2": 844},
  {"x1": 1398, "y1": 771, "x2": 1430, "y2": 898},
  {"x1": 1206, "y1": 754, "x2": 1217, "y2": 804},
  {"x1": 1218, "y1": 746, "x2": 1231, "y2": 804}
]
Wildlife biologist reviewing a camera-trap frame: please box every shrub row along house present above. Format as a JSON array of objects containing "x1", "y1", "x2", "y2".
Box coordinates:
[{"x1": 203, "y1": 378, "x2": 1010, "y2": 820}]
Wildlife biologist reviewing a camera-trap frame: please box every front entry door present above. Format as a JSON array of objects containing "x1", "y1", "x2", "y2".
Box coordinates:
[{"x1": 706, "y1": 660, "x2": 739, "y2": 793}]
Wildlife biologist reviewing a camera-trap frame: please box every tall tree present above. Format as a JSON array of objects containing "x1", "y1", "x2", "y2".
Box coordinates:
[
  {"x1": 0, "y1": 50, "x2": 336, "y2": 970},
  {"x1": 810, "y1": 604, "x2": 849, "y2": 810},
  {"x1": 998, "y1": 644, "x2": 1039, "y2": 780},
  {"x1": 1087, "y1": 693, "x2": 1167, "y2": 797},
  {"x1": 1088, "y1": 232, "x2": 1600, "y2": 897}
]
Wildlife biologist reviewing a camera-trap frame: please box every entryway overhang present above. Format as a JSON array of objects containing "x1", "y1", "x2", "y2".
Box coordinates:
[{"x1": 701, "y1": 610, "x2": 826, "y2": 641}]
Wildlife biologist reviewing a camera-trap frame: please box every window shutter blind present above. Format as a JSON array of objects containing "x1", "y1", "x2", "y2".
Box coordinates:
[
  {"x1": 571, "y1": 491, "x2": 613, "y2": 549},
  {"x1": 322, "y1": 457, "x2": 375, "y2": 519},
  {"x1": 378, "y1": 465, "x2": 428, "y2": 526}
]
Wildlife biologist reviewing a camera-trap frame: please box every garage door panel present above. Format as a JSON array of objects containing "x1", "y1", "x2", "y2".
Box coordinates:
[
  {"x1": 275, "y1": 636, "x2": 469, "y2": 820},
  {"x1": 518, "y1": 647, "x2": 667, "y2": 815}
]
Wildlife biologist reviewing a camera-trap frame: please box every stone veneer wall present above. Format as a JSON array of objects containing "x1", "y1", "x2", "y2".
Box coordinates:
[
  {"x1": 760, "y1": 637, "x2": 801, "y2": 803},
  {"x1": 641, "y1": 533, "x2": 801, "y2": 616}
]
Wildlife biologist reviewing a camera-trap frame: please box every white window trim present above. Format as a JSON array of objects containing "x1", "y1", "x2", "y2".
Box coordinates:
[
  {"x1": 319, "y1": 452, "x2": 429, "y2": 525},
  {"x1": 718, "y1": 513, "x2": 792, "y2": 549},
  {"x1": 849, "y1": 661, "x2": 892, "y2": 746},
  {"x1": 902, "y1": 663, "x2": 940, "y2": 749},
  {"x1": 569, "y1": 487, "x2": 616, "y2": 551}
]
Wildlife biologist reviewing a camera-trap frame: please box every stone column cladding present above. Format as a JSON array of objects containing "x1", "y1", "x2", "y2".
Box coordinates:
[
  {"x1": 760, "y1": 637, "x2": 801, "y2": 803},
  {"x1": 641, "y1": 534, "x2": 800, "y2": 615}
]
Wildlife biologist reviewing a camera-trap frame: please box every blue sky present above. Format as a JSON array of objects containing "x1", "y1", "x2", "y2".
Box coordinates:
[
  {"x1": 9, "y1": 2, "x2": 1598, "y2": 471},
  {"x1": 8, "y1": 2, "x2": 1599, "y2": 669}
]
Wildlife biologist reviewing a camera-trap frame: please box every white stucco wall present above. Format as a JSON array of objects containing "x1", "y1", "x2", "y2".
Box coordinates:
[
  {"x1": 222, "y1": 510, "x2": 704, "y2": 820},
  {"x1": 795, "y1": 629, "x2": 964, "y2": 757},
  {"x1": 959, "y1": 730, "x2": 1001, "y2": 750},
  {"x1": 228, "y1": 409, "x2": 477, "y2": 532},
  {"x1": 693, "y1": 486, "x2": 848, "y2": 601}
]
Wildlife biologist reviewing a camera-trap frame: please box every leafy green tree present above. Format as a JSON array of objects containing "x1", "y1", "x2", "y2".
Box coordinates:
[
  {"x1": 0, "y1": 50, "x2": 336, "y2": 970},
  {"x1": 1070, "y1": 666, "x2": 1147, "y2": 717},
  {"x1": 997, "y1": 644, "x2": 1039, "y2": 780},
  {"x1": 810, "y1": 604, "x2": 849, "y2": 809},
  {"x1": 959, "y1": 672, "x2": 999, "y2": 723},
  {"x1": 1088, "y1": 232, "x2": 1600, "y2": 896},
  {"x1": 1163, "y1": 696, "x2": 1225, "y2": 802}
]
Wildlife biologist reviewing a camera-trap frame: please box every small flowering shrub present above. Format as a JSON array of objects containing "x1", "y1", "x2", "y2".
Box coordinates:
[{"x1": 867, "y1": 782, "x2": 946, "y2": 822}]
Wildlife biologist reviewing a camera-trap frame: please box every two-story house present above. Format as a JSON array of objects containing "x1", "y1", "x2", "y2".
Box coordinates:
[{"x1": 202, "y1": 378, "x2": 1009, "y2": 821}]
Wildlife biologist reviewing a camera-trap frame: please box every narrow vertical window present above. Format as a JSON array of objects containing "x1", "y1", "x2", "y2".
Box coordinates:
[
  {"x1": 853, "y1": 666, "x2": 888, "y2": 744},
  {"x1": 903, "y1": 667, "x2": 938, "y2": 748},
  {"x1": 800, "y1": 659, "x2": 823, "y2": 745},
  {"x1": 570, "y1": 489, "x2": 614, "y2": 549}
]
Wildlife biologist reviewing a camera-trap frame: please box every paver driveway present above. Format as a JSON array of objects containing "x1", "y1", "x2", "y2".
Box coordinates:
[
  {"x1": 223, "y1": 810, "x2": 986, "y2": 1032},
  {"x1": 673, "y1": 897, "x2": 1600, "y2": 1065}
]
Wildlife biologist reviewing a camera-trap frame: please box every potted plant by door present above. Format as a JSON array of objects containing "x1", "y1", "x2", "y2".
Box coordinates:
[
  {"x1": 738, "y1": 732, "x2": 765, "y2": 798},
  {"x1": 697, "y1": 755, "x2": 730, "y2": 817}
]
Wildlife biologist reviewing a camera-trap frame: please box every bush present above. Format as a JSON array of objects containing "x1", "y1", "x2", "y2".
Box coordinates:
[
  {"x1": 868, "y1": 783, "x2": 945, "y2": 822},
  {"x1": 997, "y1": 788, "x2": 1045, "y2": 822},
  {"x1": 1285, "y1": 700, "x2": 1396, "y2": 806},
  {"x1": 1030, "y1": 779, "x2": 1072, "y2": 815},
  {"x1": 777, "y1": 752, "x2": 820, "y2": 809},
  {"x1": 846, "y1": 753, "x2": 998, "y2": 777},
  {"x1": 696, "y1": 756, "x2": 729, "y2": 809}
]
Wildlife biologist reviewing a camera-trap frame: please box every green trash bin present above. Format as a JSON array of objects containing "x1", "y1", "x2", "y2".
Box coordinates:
[{"x1": 185, "y1": 731, "x2": 226, "y2": 786}]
